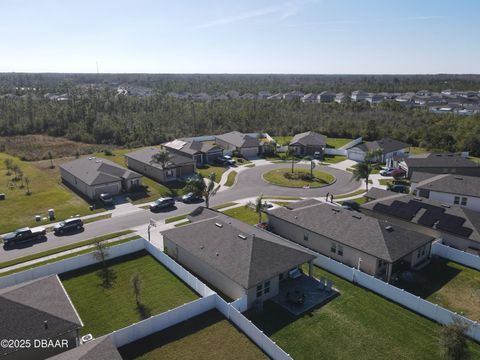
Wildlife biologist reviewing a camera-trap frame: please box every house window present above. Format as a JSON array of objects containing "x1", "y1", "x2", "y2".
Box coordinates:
[
  {"x1": 166, "y1": 170, "x2": 174, "y2": 178},
  {"x1": 264, "y1": 280, "x2": 271, "y2": 295},
  {"x1": 330, "y1": 242, "x2": 337, "y2": 254},
  {"x1": 256, "y1": 284, "x2": 263, "y2": 298},
  {"x1": 303, "y1": 233, "x2": 309, "y2": 241},
  {"x1": 454, "y1": 196, "x2": 460, "y2": 205},
  {"x1": 461, "y1": 197, "x2": 468, "y2": 206},
  {"x1": 337, "y1": 245, "x2": 344, "y2": 256}
]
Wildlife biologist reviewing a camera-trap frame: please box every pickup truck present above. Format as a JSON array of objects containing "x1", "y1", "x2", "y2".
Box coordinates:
[{"x1": 2, "y1": 226, "x2": 46, "y2": 247}]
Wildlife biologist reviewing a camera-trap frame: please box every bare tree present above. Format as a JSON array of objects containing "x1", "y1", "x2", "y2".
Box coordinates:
[
  {"x1": 24, "y1": 176, "x2": 31, "y2": 195},
  {"x1": 131, "y1": 273, "x2": 142, "y2": 307},
  {"x1": 439, "y1": 319, "x2": 470, "y2": 360},
  {"x1": 48, "y1": 151, "x2": 54, "y2": 169},
  {"x1": 92, "y1": 237, "x2": 114, "y2": 288},
  {"x1": 4, "y1": 159, "x2": 13, "y2": 176}
]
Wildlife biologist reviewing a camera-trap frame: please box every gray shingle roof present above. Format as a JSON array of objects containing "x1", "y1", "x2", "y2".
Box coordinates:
[
  {"x1": 125, "y1": 147, "x2": 195, "y2": 169},
  {"x1": 215, "y1": 131, "x2": 260, "y2": 149},
  {"x1": 410, "y1": 171, "x2": 438, "y2": 184},
  {"x1": 405, "y1": 153, "x2": 479, "y2": 168},
  {"x1": 361, "y1": 193, "x2": 480, "y2": 243},
  {"x1": 268, "y1": 200, "x2": 434, "y2": 263},
  {"x1": 47, "y1": 336, "x2": 122, "y2": 360},
  {"x1": 289, "y1": 131, "x2": 327, "y2": 147},
  {"x1": 416, "y1": 173, "x2": 480, "y2": 198},
  {"x1": 60, "y1": 157, "x2": 141, "y2": 186},
  {"x1": 163, "y1": 139, "x2": 222, "y2": 156},
  {"x1": 162, "y1": 207, "x2": 316, "y2": 289},
  {"x1": 0, "y1": 275, "x2": 83, "y2": 356},
  {"x1": 354, "y1": 138, "x2": 410, "y2": 154}
]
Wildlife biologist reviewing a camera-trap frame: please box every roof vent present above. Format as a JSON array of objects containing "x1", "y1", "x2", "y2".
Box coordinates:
[
  {"x1": 352, "y1": 214, "x2": 362, "y2": 219},
  {"x1": 385, "y1": 225, "x2": 394, "y2": 231},
  {"x1": 214, "y1": 223, "x2": 223, "y2": 228},
  {"x1": 441, "y1": 203, "x2": 451, "y2": 208},
  {"x1": 215, "y1": 252, "x2": 219, "y2": 256},
  {"x1": 294, "y1": 216, "x2": 298, "y2": 219},
  {"x1": 454, "y1": 176, "x2": 463, "y2": 180},
  {"x1": 238, "y1": 234, "x2": 247, "y2": 240},
  {"x1": 88, "y1": 157, "x2": 92, "y2": 160},
  {"x1": 413, "y1": 197, "x2": 423, "y2": 202},
  {"x1": 44, "y1": 321, "x2": 48, "y2": 330},
  {"x1": 200, "y1": 245, "x2": 204, "y2": 250}
]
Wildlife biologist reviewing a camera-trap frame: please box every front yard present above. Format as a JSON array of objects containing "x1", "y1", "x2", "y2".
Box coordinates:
[
  {"x1": 322, "y1": 154, "x2": 347, "y2": 164},
  {"x1": 263, "y1": 168, "x2": 335, "y2": 188},
  {"x1": 119, "y1": 310, "x2": 268, "y2": 360},
  {"x1": 394, "y1": 258, "x2": 480, "y2": 322},
  {"x1": 196, "y1": 164, "x2": 228, "y2": 179},
  {"x1": 0, "y1": 153, "x2": 102, "y2": 234},
  {"x1": 247, "y1": 265, "x2": 480, "y2": 360},
  {"x1": 61, "y1": 250, "x2": 199, "y2": 336}
]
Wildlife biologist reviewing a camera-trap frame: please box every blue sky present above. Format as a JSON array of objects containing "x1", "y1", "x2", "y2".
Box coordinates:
[{"x1": 1, "y1": 0, "x2": 479, "y2": 74}]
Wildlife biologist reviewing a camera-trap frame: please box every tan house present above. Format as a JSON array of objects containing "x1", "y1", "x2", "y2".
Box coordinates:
[
  {"x1": 288, "y1": 131, "x2": 327, "y2": 157},
  {"x1": 60, "y1": 157, "x2": 142, "y2": 200},
  {"x1": 267, "y1": 200, "x2": 434, "y2": 282},
  {"x1": 0, "y1": 275, "x2": 83, "y2": 360},
  {"x1": 162, "y1": 207, "x2": 316, "y2": 308},
  {"x1": 361, "y1": 191, "x2": 480, "y2": 253},
  {"x1": 215, "y1": 131, "x2": 260, "y2": 158},
  {"x1": 125, "y1": 147, "x2": 195, "y2": 183}
]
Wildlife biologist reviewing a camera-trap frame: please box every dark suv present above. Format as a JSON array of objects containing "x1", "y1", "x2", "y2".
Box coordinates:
[
  {"x1": 150, "y1": 197, "x2": 175, "y2": 211},
  {"x1": 54, "y1": 218, "x2": 84, "y2": 234}
]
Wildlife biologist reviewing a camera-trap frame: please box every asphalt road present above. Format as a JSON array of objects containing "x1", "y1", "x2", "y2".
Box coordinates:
[{"x1": 0, "y1": 163, "x2": 359, "y2": 262}]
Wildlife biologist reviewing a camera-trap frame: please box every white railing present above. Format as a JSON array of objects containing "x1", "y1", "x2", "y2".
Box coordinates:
[
  {"x1": 314, "y1": 253, "x2": 480, "y2": 342},
  {"x1": 0, "y1": 239, "x2": 145, "y2": 289},
  {"x1": 431, "y1": 241, "x2": 480, "y2": 271}
]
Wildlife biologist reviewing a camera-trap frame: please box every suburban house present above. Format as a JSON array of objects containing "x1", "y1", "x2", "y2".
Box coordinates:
[
  {"x1": 301, "y1": 93, "x2": 318, "y2": 103},
  {"x1": 361, "y1": 191, "x2": 480, "y2": 253},
  {"x1": 215, "y1": 131, "x2": 261, "y2": 158},
  {"x1": 317, "y1": 91, "x2": 336, "y2": 103},
  {"x1": 60, "y1": 157, "x2": 142, "y2": 200},
  {"x1": 125, "y1": 147, "x2": 196, "y2": 183},
  {"x1": 288, "y1": 131, "x2": 327, "y2": 157},
  {"x1": 49, "y1": 336, "x2": 122, "y2": 360},
  {"x1": 351, "y1": 90, "x2": 369, "y2": 102},
  {"x1": 267, "y1": 200, "x2": 434, "y2": 282},
  {"x1": 162, "y1": 207, "x2": 317, "y2": 308},
  {"x1": 0, "y1": 275, "x2": 83, "y2": 360},
  {"x1": 162, "y1": 138, "x2": 223, "y2": 166},
  {"x1": 399, "y1": 152, "x2": 480, "y2": 178},
  {"x1": 347, "y1": 137, "x2": 411, "y2": 165},
  {"x1": 410, "y1": 172, "x2": 480, "y2": 212}
]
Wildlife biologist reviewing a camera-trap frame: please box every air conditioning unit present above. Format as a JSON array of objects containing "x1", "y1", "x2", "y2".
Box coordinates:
[{"x1": 81, "y1": 334, "x2": 94, "y2": 344}]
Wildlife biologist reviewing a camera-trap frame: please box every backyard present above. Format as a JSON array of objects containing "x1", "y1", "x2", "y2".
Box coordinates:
[
  {"x1": 247, "y1": 265, "x2": 480, "y2": 360},
  {"x1": 119, "y1": 310, "x2": 268, "y2": 360},
  {"x1": 263, "y1": 168, "x2": 335, "y2": 188},
  {"x1": 0, "y1": 153, "x2": 102, "y2": 234},
  {"x1": 326, "y1": 137, "x2": 352, "y2": 148},
  {"x1": 394, "y1": 258, "x2": 480, "y2": 321},
  {"x1": 223, "y1": 206, "x2": 260, "y2": 225},
  {"x1": 61, "y1": 250, "x2": 199, "y2": 336}
]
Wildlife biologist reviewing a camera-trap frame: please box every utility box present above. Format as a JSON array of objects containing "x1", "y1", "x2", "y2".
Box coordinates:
[
  {"x1": 0, "y1": 193, "x2": 5, "y2": 200},
  {"x1": 35, "y1": 215, "x2": 41, "y2": 222},
  {"x1": 48, "y1": 209, "x2": 55, "y2": 220}
]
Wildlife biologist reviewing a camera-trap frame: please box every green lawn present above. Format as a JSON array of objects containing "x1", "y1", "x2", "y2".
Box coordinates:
[
  {"x1": 273, "y1": 136, "x2": 293, "y2": 146},
  {"x1": 165, "y1": 214, "x2": 188, "y2": 224},
  {"x1": 326, "y1": 137, "x2": 352, "y2": 149},
  {"x1": 223, "y1": 206, "x2": 262, "y2": 225},
  {"x1": 0, "y1": 153, "x2": 102, "y2": 234},
  {"x1": 394, "y1": 258, "x2": 480, "y2": 322},
  {"x1": 409, "y1": 147, "x2": 428, "y2": 155},
  {"x1": 263, "y1": 168, "x2": 335, "y2": 188},
  {"x1": 61, "y1": 251, "x2": 199, "y2": 337},
  {"x1": 224, "y1": 171, "x2": 237, "y2": 187},
  {"x1": 196, "y1": 164, "x2": 228, "y2": 180},
  {"x1": 248, "y1": 265, "x2": 480, "y2": 360},
  {"x1": 263, "y1": 196, "x2": 303, "y2": 200},
  {"x1": 334, "y1": 189, "x2": 365, "y2": 199},
  {"x1": 119, "y1": 310, "x2": 268, "y2": 360},
  {"x1": 211, "y1": 202, "x2": 238, "y2": 210},
  {"x1": 322, "y1": 154, "x2": 347, "y2": 164}
]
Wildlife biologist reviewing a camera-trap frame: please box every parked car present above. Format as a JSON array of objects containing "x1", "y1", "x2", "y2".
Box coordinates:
[
  {"x1": 150, "y1": 197, "x2": 175, "y2": 211},
  {"x1": 342, "y1": 200, "x2": 360, "y2": 211},
  {"x1": 390, "y1": 184, "x2": 408, "y2": 193},
  {"x1": 217, "y1": 155, "x2": 235, "y2": 166},
  {"x1": 390, "y1": 168, "x2": 406, "y2": 177},
  {"x1": 2, "y1": 226, "x2": 46, "y2": 247},
  {"x1": 54, "y1": 218, "x2": 84, "y2": 234},
  {"x1": 181, "y1": 192, "x2": 202, "y2": 203},
  {"x1": 313, "y1": 151, "x2": 322, "y2": 159},
  {"x1": 379, "y1": 168, "x2": 394, "y2": 176},
  {"x1": 99, "y1": 193, "x2": 114, "y2": 205}
]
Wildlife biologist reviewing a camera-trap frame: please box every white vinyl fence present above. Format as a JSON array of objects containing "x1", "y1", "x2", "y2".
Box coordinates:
[
  {"x1": 431, "y1": 241, "x2": 480, "y2": 271},
  {"x1": 324, "y1": 148, "x2": 347, "y2": 156},
  {"x1": 314, "y1": 253, "x2": 480, "y2": 342},
  {"x1": 0, "y1": 239, "x2": 145, "y2": 289},
  {"x1": 339, "y1": 137, "x2": 362, "y2": 150}
]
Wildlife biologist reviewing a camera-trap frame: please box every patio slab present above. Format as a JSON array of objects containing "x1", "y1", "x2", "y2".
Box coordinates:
[{"x1": 271, "y1": 274, "x2": 338, "y2": 315}]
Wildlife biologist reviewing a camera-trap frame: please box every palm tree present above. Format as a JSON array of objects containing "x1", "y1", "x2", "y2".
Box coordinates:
[
  {"x1": 352, "y1": 161, "x2": 373, "y2": 192},
  {"x1": 287, "y1": 148, "x2": 296, "y2": 173},
  {"x1": 246, "y1": 194, "x2": 264, "y2": 224},
  {"x1": 151, "y1": 149, "x2": 171, "y2": 169},
  {"x1": 304, "y1": 155, "x2": 316, "y2": 177},
  {"x1": 184, "y1": 172, "x2": 220, "y2": 208}
]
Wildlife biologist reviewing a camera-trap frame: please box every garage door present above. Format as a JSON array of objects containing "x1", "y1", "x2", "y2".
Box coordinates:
[
  {"x1": 93, "y1": 183, "x2": 120, "y2": 198},
  {"x1": 241, "y1": 147, "x2": 259, "y2": 158},
  {"x1": 347, "y1": 151, "x2": 365, "y2": 162}
]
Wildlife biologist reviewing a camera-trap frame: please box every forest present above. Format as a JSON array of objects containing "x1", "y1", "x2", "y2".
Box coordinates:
[{"x1": 0, "y1": 73, "x2": 480, "y2": 156}]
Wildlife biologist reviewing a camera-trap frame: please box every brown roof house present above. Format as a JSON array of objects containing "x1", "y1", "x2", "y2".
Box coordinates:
[
  {"x1": 267, "y1": 200, "x2": 434, "y2": 282},
  {"x1": 289, "y1": 131, "x2": 327, "y2": 158},
  {"x1": 0, "y1": 275, "x2": 83, "y2": 360},
  {"x1": 125, "y1": 147, "x2": 196, "y2": 184},
  {"x1": 60, "y1": 157, "x2": 142, "y2": 200},
  {"x1": 162, "y1": 138, "x2": 223, "y2": 166},
  {"x1": 215, "y1": 131, "x2": 261, "y2": 158},
  {"x1": 162, "y1": 207, "x2": 316, "y2": 308},
  {"x1": 362, "y1": 191, "x2": 480, "y2": 252}
]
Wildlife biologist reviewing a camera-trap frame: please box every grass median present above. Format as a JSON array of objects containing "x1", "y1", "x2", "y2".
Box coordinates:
[{"x1": 263, "y1": 168, "x2": 335, "y2": 188}]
